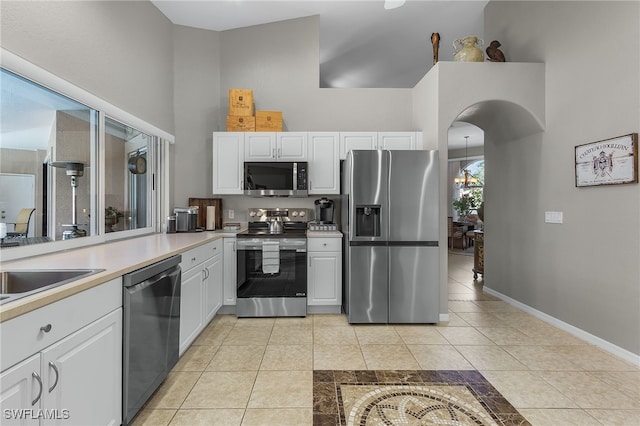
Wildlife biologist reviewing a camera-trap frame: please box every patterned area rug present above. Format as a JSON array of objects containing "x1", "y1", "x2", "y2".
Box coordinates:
[{"x1": 313, "y1": 370, "x2": 530, "y2": 425}]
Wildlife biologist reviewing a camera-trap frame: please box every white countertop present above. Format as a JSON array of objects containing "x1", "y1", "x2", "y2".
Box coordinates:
[{"x1": 0, "y1": 230, "x2": 239, "y2": 322}]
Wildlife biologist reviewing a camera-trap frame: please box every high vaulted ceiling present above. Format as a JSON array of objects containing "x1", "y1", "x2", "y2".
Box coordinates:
[{"x1": 150, "y1": 0, "x2": 487, "y2": 90}]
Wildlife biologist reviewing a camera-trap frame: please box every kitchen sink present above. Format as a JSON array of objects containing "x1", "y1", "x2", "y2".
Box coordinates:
[{"x1": 0, "y1": 269, "x2": 105, "y2": 304}]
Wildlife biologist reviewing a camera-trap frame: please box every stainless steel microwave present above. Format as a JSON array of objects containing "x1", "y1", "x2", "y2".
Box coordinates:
[{"x1": 244, "y1": 162, "x2": 308, "y2": 197}]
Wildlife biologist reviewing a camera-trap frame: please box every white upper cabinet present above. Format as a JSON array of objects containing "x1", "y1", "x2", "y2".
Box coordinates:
[
  {"x1": 244, "y1": 132, "x2": 307, "y2": 161},
  {"x1": 213, "y1": 132, "x2": 245, "y2": 194},
  {"x1": 308, "y1": 132, "x2": 340, "y2": 194},
  {"x1": 277, "y1": 132, "x2": 307, "y2": 161},
  {"x1": 244, "y1": 133, "x2": 276, "y2": 161},
  {"x1": 339, "y1": 132, "x2": 378, "y2": 160},
  {"x1": 378, "y1": 132, "x2": 416, "y2": 150},
  {"x1": 340, "y1": 132, "x2": 422, "y2": 159},
  {"x1": 214, "y1": 132, "x2": 422, "y2": 195}
]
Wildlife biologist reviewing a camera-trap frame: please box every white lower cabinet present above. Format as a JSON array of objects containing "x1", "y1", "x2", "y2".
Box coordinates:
[
  {"x1": 223, "y1": 238, "x2": 237, "y2": 306},
  {"x1": 179, "y1": 239, "x2": 223, "y2": 355},
  {"x1": 179, "y1": 266, "x2": 205, "y2": 355},
  {"x1": 1, "y1": 354, "x2": 41, "y2": 426},
  {"x1": 0, "y1": 309, "x2": 122, "y2": 426},
  {"x1": 307, "y1": 237, "x2": 342, "y2": 311},
  {"x1": 203, "y1": 254, "x2": 223, "y2": 323}
]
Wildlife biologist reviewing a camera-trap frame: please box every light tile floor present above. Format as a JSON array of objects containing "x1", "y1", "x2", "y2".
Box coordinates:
[{"x1": 132, "y1": 253, "x2": 640, "y2": 426}]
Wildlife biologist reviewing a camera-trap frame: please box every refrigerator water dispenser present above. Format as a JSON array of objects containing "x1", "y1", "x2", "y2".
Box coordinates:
[{"x1": 355, "y1": 205, "x2": 381, "y2": 237}]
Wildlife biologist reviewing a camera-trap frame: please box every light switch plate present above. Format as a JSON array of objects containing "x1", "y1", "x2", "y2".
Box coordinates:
[
  {"x1": 545, "y1": 211, "x2": 563, "y2": 224},
  {"x1": 228, "y1": 209, "x2": 235, "y2": 219}
]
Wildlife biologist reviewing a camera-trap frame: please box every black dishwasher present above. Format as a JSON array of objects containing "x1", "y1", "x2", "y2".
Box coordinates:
[{"x1": 122, "y1": 255, "x2": 181, "y2": 425}]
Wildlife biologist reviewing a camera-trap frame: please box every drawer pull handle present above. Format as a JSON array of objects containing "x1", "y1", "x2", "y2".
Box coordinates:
[
  {"x1": 48, "y1": 362, "x2": 59, "y2": 392},
  {"x1": 32, "y1": 372, "x2": 43, "y2": 405},
  {"x1": 40, "y1": 324, "x2": 52, "y2": 333},
  {"x1": 192, "y1": 257, "x2": 196, "y2": 262}
]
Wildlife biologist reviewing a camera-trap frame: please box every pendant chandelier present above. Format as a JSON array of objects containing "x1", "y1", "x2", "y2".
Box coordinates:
[{"x1": 454, "y1": 136, "x2": 479, "y2": 188}]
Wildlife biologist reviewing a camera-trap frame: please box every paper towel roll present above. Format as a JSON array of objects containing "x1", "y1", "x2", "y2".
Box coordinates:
[{"x1": 206, "y1": 206, "x2": 216, "y2": 230}]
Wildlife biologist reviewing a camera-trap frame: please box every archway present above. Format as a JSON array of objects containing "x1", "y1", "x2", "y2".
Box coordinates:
[{"x1": 411, "y1": 61, "x2": 546, "y2": 322}]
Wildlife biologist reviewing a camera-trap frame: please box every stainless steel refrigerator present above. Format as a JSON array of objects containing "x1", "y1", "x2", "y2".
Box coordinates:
[{"x1": 342, "y1": 150, "x2": 439, "y2": 323}]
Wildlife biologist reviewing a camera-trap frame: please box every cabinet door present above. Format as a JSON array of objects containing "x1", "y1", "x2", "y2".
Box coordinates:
[
  {"x1": 213, "y1": 132, "x2": 244, "y2": 194},
  {"x1": 378, "y1": 132, "x2": 416, "y2": 150},
  {"x1": 223, "y1": 238, "x2": 237, "y2": 305},
  {"x1": 308, "y1": 252, "x2": 341, "y2": 306},
  {"x1": 0, "y1": 354, "x2": 41, "y2": 426},
  {"x1": 308, "y1": 132, "x2": 339, "y2": 194},
  {"x1": 179, "y1": 266, "x2": 204, "y2": 355},
  {"x1": 203, "y1": 254, "x2": 223, "y2": 323},
  {"x1": 245, "y1": 133, "x2": 276, "y2": 161},
  {"x1": 41, "y1": 309, "x2": 122, "y2": 426},
  {"x1": 277, "y1": 132, "x2": 307, "y2": 161},
  {"x1": 340, "y1": 132, "x2": 378, "y2": 160}
]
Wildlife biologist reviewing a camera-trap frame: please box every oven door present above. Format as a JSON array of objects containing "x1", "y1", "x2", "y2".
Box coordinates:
[{"x1": 237, "y1": 238, "x2": 307, "y2": 299}]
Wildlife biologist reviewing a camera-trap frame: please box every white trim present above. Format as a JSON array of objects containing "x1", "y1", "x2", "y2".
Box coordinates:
[
  {"x1": 484, "y1": 286, "x2": 640, "y2": 367},
  {"x1": 0, "y1": 48, "x2": 175, "y2": 143},
  {"x1": 439, "y1": 313, "x2": 450, "y2": 322}
]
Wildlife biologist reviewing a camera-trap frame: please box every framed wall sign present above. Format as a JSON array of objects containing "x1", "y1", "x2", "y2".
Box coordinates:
[{"x1": 575, "y1": 133, "x2": 638, "y2": 187}]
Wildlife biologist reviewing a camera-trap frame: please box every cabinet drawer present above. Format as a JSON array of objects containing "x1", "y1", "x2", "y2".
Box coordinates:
[
  {"x1": 1, "y1": 277, "x2": 122, "y2": 372},
  {"x1": 307, "y1": 238, "x2": 341, "y2": 252},
  {"x1": 181, "y1": 239, "x2": 223, "y2": 271}
]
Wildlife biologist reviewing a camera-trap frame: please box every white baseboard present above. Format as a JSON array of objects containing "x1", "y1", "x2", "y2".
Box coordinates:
[{"x1": 483, "y1": 286, "x2": 640, "y2": 367}]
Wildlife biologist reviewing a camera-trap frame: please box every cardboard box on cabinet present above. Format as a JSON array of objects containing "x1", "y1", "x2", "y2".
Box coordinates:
[
  {"x1": 255, "y1": 110, "x2": 283, "y2": 132},
  {"x1": 227, "y1": 115, "x2": 256, "y2": 131},
  {"x1": 228, "y1": 88, "x2": 254, "y2": 116}
]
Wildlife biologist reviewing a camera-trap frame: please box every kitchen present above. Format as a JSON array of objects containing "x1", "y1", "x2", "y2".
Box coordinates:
[{"x1": 1, "y1": 1, "x2": 639, "y2": 426}]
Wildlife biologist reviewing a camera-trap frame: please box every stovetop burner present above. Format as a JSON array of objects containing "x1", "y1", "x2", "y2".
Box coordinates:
[
  {"x1": 237, "y1": 207, "x2": 310, "y2": 239},
  {"x1": 237, "y1": 228, "x2": 307, "y2": 238}
]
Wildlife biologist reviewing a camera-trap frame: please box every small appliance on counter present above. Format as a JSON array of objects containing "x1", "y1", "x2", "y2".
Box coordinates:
[
  {"x1": 173, "y1": 206, "x2": 200, "y2": 232},
  {"x1": 309, "y1": 197, "x2": 338, "y2": 231},
  {"x1": 314, "y1": 197, "x2": 335, "y2": 223}
]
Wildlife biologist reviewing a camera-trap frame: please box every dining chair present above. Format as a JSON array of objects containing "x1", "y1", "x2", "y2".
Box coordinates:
[
  {"x1": 448, "y1": 216, "x2": 464, "y2": 250},
  {"x1": 6, "y1": 208, "x2": 35, "y2": 238}
]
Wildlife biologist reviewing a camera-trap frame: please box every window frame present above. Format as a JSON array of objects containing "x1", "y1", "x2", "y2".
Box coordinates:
[{"x1": 1, "y1": 49, "x2": 173, "y2": 261}]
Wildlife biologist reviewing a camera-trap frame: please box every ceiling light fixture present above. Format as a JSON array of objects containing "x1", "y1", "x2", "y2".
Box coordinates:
[
  {"x1": 454, "y1": 136, "x2": 479, "y2": 188},
  {"x1": 384, "y1": 0, "x2": 406, "y2": 10}
]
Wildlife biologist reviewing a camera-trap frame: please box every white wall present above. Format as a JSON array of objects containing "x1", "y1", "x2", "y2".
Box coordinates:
[
  {"x1": 484, "y1": 1, "x2": 640, "y2": 356},
  {"x1": 172, "y1": 25, "x2": 221, "y2": 207},
  {"x1": 219, "y1": 16, "x2": 414, "y2": 132},
  {"x1": 0, "y1": 1, "x2": 175, "y2": 134}
]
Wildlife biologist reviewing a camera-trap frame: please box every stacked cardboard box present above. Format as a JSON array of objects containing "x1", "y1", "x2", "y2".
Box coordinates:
[
  {"x1": 227, "y1": 89, "x2": 255, "y2": 131},
  {"x1": 255, "y1": 110, "x2": 283, "y2": 132},
  {"x1": 226, "y1": 89, "x2": 283, "y2": 132}
]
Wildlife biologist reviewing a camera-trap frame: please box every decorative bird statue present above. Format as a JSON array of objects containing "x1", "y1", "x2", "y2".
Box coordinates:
[{"x1": 486, "y1": 40, "x2": 506, "y2": 62}]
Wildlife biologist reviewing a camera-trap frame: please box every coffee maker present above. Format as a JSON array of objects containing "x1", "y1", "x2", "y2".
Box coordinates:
[
  {"x1": 314, "y1": 197, "x2": 334, "y2": 223},
  {"x1": 309, "y1": 197, "x2": 337, "y2": 231}
]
